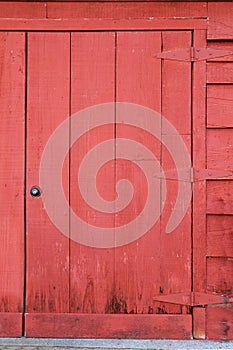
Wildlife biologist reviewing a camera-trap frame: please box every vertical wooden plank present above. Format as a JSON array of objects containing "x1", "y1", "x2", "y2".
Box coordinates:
[
  {"x1": 26, "y1": 33, "x2": 70, "y2": 313},
  {"x1": 160, "y1": 31, "x2": 192, "y2": 314},
  {"x1": 192, "y1": 29, "x2": 207, "y2": 339},
  {"x1": 162, "y1": 31, "x2": 191, "y2": 135},
  {"x1": 192, "y1": 30, "x2": 207, "y2": 295},
  {"x1": 116, "y1": 31, "x2": 162, "y2": 314},
  {"x1": 0, "y1": 32, "x2": 25, "y2": 335},
  {"x1": 70, "y1": 32, "x2": 115, "y2": 314},
  {"x1": 193, "y1": 307, "x2": 206, "y2": 340}
]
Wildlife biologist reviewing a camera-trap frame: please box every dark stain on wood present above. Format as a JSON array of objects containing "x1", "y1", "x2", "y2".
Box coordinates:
[
  {"x1": 82, "y1": 278, "x2": 95, "y2": 313},
  {"x1": 105, "y1": 295, "x2": 128, "y2": 314}
]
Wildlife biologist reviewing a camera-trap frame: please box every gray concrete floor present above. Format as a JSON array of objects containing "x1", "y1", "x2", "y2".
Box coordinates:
[{"x1": 0, "y1": 338, "x2": 232, "y2": 350}]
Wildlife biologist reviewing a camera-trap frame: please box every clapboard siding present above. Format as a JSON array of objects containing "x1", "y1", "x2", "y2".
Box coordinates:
[
  {"x1": 207, "y1": 257, "x2": 233, "y2": 296},
  {"x1": 207, "y1": 63, "x2": 233, "y2": 84},
  {"x1": 208, "y1": 2, "x2": 233, "y2": 40},
  {"x1": 207, "y1": 85, "x2": 233, "y2": 128},
  {"x1": 47, "y1": 2, "x2": 207, "y2": 19},
  {"x1": 207, "y1": 215, "x2": 233, "y2": 258},
  {"x1": 207, "y1": 129, "x2": 233, "y2": 170}
]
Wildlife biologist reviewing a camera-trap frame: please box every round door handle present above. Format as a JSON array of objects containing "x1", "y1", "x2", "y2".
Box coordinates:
[{"x1": 30, "y1": 186, "x2": 41, "y2": 197}]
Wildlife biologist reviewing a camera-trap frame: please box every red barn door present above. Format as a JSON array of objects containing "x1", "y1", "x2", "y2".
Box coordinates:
[
  {"x1": 0, "y1": 2, "x2": 233, "y2": 341},
  {"x1": 25, "y1": 30, "x2": 193, "y2": 338}
]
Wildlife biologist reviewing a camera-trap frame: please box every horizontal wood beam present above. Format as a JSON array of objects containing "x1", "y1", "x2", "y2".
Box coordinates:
[
  {"x1": 0, "y1": 0, "x2": 231, "y2": 2},
  {"x1": 0, "y1": 18, "x2": 207, "y2": 30},
  {"x1": 0, "y1": 313, "x2": 22, "y2": 337},
  {"x1": 25, "y1": 313, "x2": 192, "y2": 338}
]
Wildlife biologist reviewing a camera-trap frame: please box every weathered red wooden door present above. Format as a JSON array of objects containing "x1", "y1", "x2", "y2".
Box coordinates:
[
  {"x1": 25, "y1": 30, "x2": 193, "y2": 338},
  {"x1": 0, "y1": 2, "x2": 233, "y2": 340}
]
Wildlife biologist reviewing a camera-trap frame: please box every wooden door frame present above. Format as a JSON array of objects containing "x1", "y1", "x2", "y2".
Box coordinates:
[{"x1": 0, "y1": 17, "x2": 207, "y2": 338}]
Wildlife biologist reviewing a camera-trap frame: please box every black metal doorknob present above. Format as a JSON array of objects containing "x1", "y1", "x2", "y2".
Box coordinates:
[{"x1": 30, "y1": 186, "x2": 41, "y2": 197}]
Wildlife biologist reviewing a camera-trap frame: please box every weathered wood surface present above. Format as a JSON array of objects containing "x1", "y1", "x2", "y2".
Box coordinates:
[
  {"x1": 192, "y1": 30, "x2": 207, "y2": 295},
  {"x1": 207, "y1": 181, "x2": 233, "y2": 215},
  {"x1": 0, "y1": 2, "x2": 46, "y2": 18},
  {"x1": 207, "y1": 129, "x2": 233, "y2": 170},
  {"x1": 0, "y1": 313, "x2": 22, "y2": 337},
  {"x1": 160, "y1": 31, "x2": 192, "y2": 314},
  {"x1": 207, "y1": 42, "x2": 233, "y2": 62},
  {"x1": 0, "y1": 32, "x2": 25, "y2": 335},
  {"x1": 47, "y1": 2, "x2": 207, "y2": 19},
  {"x1": 193, "y1": 307, "x2": 206, "y2": 340},
  {"x1": 208, "y1": 2, "x2": 233, "y2": 40},
  {"x1": 207, "y1": 305, "x2": 233, "y2": 340},
  {"x1": 115, "y1": 31, "x2": 162, "y2": 315},
  {"x1": 207, "y1": 215, "x2": 233, "y2": 258},
  {"x1": 207, "y1": 257, "x2": 233, "y2": 296},
  {"x1": 25, "y1": 313, "x2": 192, "y2": 339},
  {"x1": 207, "y1": 85, "x2": 233, "y2": 128},
  {"x1": 0, "y1": 0, "x2": 232, "y2": 340},
  {"x1": 26, "y1": 32, "x2": 70, "y2": 313},
  {"x1": 70, "y1": 32, "x2": 115, "y2": 314},
  {"x1": 0, "y1": 18, "x2": 207, "y2": 31},
  {"x1": 207, "y1": 63, "x2": 233, "y2": 84}
]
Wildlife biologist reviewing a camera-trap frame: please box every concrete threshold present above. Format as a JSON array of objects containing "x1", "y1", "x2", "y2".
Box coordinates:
[{"x1": 0, "y1": 338, "x2": 233, "y2": 350}]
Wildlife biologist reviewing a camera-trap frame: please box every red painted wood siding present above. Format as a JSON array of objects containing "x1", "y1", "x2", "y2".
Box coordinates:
[
  {"x1": 0, "y1": 0, "x2": 232, "y2": 340},
  {"x1": 205, "y1": 8, "x2": 233, "y2": 337}
]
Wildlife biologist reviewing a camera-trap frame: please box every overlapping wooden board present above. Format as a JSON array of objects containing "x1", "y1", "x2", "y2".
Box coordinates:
[
  {"x1": 47, "y1": 1, "x2": 207, "y2": 19},
  {"x1": 207, "y1": 85, "x2": 233, "y2": 128},
  {"x1": 0, "y1": 2, "x2": 46, "y2": 18},
  {"x1": 207, "y1": 215, "x2": 233, "y2": 258},
  {"x1": 208, "y1": 2, "x2": 233, "y2": 40}
]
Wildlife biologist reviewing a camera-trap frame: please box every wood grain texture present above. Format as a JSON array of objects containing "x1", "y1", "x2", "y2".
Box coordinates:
[
  {"x1": 192, "y1": 30, "x2": 207, "y2": 293},
  {"x1": 208, "y1": 2, "x2": 233, "y2": 40},
  {"x1": 207, "y1": 181, "x2": 233, "y2": 215},
  {"x1": 47, "y1": 2, "x2": 207, "y2": 19},
  {"x1": 207, "y1": 305, "x2": 233, "y2": 340},
  {"x1": 0, "y1": 18, "x2": 207, "y2": 31},
  {"x1": 162, "y1": 31, "x2": 191, "y2": 134},
  {"x1": 207, "y1": 129, "x2": 233, "y2": 170},
  {"x1": 25, "y1": 313, "x2": 192, "y2": 339},
  {"x1": 0, "y1": 313, "x2": 22, "y2": 337},
  {"x1": 160, "y1": 31, "x2": 192, "y2": 314},
  {"x1": 207, "y1": 257, "x2": 233, "y2": 296},
  {"x1": 193, "y1": 307, "x2": 206, "y2": 340},
  {"x1": 0, "y1": 32, "x2": 25, "y2": 316},
  {"x1": 207, "y1": 63, "x2": 233, "y2": 83},
  {"x1": 207, "y1": 215, "x2": 233, "y2": 258},
  {"x1": 0, "y1": 2, "x2": 46, "y2": 18},
  {"x1": 69, "y1": 32, "x2": 115, "y2": 314},
  {"x1": 207, "y1": 85, "x2": 233, "y2": 128},
  {"x1": 116, "y1": 31, "x2": 162, "y2": 315},
  {"x1": 207, "y1": 42, "x2": 233, "y2": 62},
  {"x1": 26, "y1": 32, "x2": 70, "y2": 313}
]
